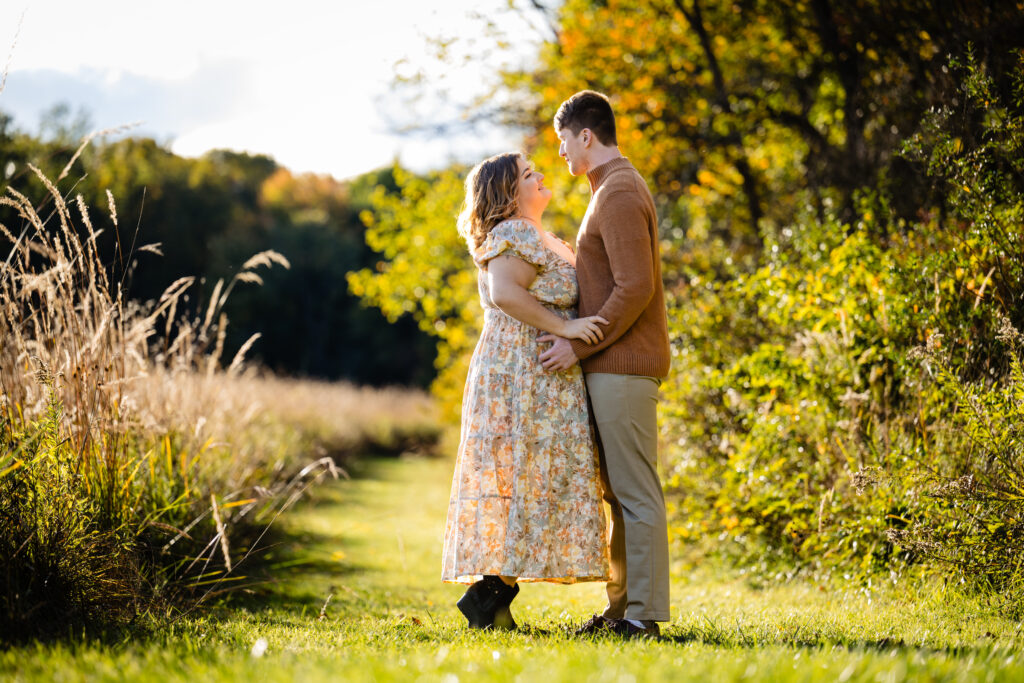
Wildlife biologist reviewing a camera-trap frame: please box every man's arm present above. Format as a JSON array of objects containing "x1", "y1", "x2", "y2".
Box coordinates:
[{"x1": 569, "y1": 190, "x2": 656, "y2": 361}]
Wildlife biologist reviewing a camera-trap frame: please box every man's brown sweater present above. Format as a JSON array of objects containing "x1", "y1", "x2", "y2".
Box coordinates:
[{"x1": 568, "y1": 157, "x2": 671, "y2": 378}]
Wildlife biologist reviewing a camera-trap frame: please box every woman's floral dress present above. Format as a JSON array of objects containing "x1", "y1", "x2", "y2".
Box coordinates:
[{"x1": 441, "y1": 219, "x2": 609, "y2": 584}]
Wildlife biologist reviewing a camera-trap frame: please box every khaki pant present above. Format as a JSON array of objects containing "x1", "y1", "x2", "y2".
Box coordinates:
[{"x1": 585, "y1": 373, "x2": 670, "y2": 622}]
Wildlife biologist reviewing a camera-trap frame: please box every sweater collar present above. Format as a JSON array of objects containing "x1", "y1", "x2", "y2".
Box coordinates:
[{"x1": 586, "y1": 156, "x2": 631, "y2": 192}]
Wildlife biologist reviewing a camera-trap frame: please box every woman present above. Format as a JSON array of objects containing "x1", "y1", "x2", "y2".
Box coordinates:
[{"x1": 441, "y1": 152, "x2": 610, "y2": 629}]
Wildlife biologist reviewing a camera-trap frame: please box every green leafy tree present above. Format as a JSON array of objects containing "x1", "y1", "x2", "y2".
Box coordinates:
[{"x1": 347, "y1": 166, "x2": 476, "y2": 416}]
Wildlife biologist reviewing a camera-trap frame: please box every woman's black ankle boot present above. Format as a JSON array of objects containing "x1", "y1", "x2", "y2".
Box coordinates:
[
  {"x1": 457, "y1": 576, "x2": 519, "y2": 629},
  {"x1": 492, "y1": 578, "x2": 520, "y2": 630}
]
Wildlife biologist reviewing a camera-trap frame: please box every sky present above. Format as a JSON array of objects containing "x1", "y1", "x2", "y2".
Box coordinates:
[{"x1": 0, "y1": 1, "x2": 543, "y2": 179}]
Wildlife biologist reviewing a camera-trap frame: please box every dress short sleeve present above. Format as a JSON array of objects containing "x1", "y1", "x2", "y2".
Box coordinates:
[{"x1": 473, "y1": 220, "x2": 547, "y2": 270}]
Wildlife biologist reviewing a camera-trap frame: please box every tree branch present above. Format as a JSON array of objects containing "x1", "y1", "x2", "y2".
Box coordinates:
[
  {"x1": 672, "y1": 0, "x2": 763, "y2": 235},
  {"x1": 810, "y1": 0, "x2": 866, "y2": 221},
  {"x1": 673, "y1": 0, "x2": 727, "y2": 109},
  {"x1": 523, "y1": 0, "x2": 561, "y2": 43}
]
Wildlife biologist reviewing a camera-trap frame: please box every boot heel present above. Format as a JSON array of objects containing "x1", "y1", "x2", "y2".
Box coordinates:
[{"x1": 493, "y1": 605, "x2": 518, "y2": 630}]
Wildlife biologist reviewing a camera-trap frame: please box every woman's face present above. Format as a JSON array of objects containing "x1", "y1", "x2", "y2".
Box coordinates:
[{"x1": 516, "y1": 157, "x2": 552, "y2": 215}]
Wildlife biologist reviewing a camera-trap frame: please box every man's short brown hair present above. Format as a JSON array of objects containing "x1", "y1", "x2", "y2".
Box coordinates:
[{"x1": 554, "y1": 90, "x2": 618, "y2": 146}]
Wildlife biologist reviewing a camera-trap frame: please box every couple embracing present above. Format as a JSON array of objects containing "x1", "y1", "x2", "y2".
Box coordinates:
[{"x1": 441, "y1": 90, "x2": 672, "y2": 639}]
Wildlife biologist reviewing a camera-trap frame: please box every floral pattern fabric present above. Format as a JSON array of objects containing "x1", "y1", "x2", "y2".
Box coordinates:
[{"x1": 441, "y1": 219, "x2": 609, "y2": 584}]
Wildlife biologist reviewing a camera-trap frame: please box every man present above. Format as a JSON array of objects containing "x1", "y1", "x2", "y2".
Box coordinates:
[{"x1": 538, "y1": 90, "x2": 672, "y2": 639}]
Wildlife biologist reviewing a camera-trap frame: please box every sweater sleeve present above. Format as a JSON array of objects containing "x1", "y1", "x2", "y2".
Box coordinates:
[{"x1": 570, "y1": 190, "x2": 656, "y2": 361}]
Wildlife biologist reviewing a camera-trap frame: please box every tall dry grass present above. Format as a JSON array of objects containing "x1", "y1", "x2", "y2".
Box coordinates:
[{"x1": 0, "y1": 164, "x2": 438, "y2": 641}]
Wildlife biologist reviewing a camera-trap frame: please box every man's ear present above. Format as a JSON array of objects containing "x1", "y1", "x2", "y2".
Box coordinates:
[{"x1": 580, "y1": 128, "x2": 593, "y2": 148}]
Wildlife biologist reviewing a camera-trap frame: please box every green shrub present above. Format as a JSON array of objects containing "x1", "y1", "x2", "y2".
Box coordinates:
[
  {"x1": 894, "y1": 323, "x2": 1024, "y2": 616},
  {"x1": 661, "y1": 53, "x2": 1024, "y2": 605},
  {"x1": 883, "y1": 53, "x2": 1024, "y2": 615},
  {"x1": 662, "y1": 209, "x2": 927, "y2": 578}
]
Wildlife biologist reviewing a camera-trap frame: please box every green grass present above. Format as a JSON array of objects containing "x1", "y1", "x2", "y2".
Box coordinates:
[{"x1": 3, "y1": 454, "x2": 1022, "y2": 682}]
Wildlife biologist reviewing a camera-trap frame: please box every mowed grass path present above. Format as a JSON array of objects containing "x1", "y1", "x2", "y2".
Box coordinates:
[{"x1": 4, "y1": 454, "x2": 1024, "y2": 682}]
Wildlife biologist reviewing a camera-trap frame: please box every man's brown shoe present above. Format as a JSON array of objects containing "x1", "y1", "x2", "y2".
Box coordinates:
[
  {"x1": 573, "y1": 614, "x2": 611, "y2": 636},
  {"x1": 606, "y1": 618, "x2": 661, "y2": 639}
]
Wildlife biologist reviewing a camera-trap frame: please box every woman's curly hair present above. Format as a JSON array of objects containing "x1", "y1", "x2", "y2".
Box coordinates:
[{"x1": 457, "y1": 152, "x2": 522, "y2": 252}]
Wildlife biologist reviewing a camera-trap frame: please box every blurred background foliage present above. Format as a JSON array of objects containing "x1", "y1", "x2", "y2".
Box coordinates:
[
  {"x1": 0, "y1": 113, "x2": 435, "y2": 387},
  {"x1": 350, "y1": 0, "x2": 1024, "y2": 612}
]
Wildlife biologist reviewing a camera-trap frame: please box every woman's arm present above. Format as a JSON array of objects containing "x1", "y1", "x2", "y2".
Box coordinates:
[{"x1": 487, "y1": 254, "x2": 607, "y2": 345}]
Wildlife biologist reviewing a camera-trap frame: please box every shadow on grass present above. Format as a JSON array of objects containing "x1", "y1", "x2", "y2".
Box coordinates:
[
  {"x1": 208, "y1": 454, "x2": 418, "y2": 615},
  {"x1": 653, "y1": 629, "x2": 1014, "y2": 659}
]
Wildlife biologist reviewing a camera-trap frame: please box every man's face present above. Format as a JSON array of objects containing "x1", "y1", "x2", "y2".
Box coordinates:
[{"x1": 557, "y1": 126, "x2": 589, "y2": 177}]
